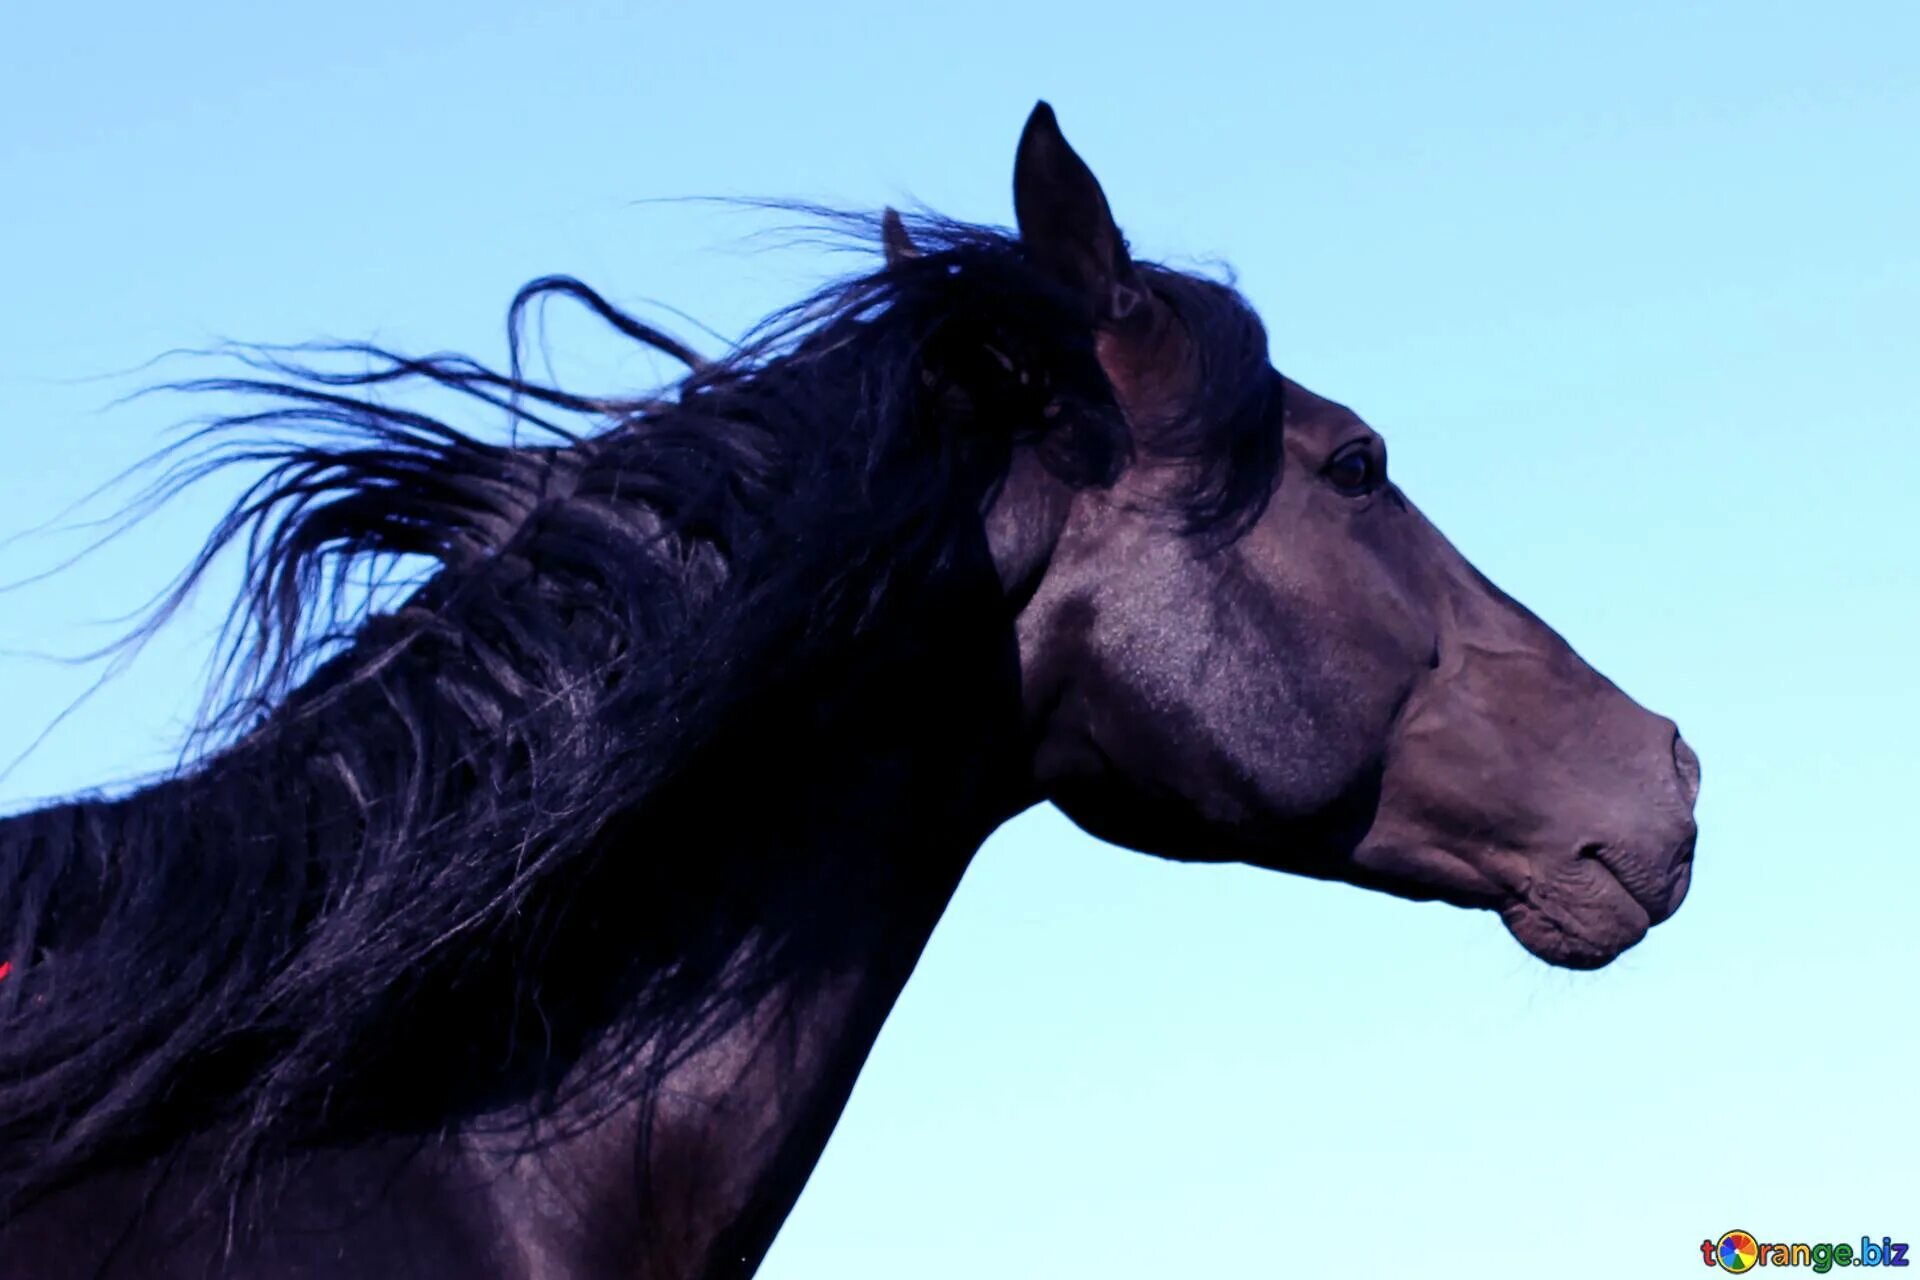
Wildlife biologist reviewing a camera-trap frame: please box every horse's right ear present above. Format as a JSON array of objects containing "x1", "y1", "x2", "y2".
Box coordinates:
[{"x1": 1013, "y1": 102, "x2": 1146, "y2": 328}]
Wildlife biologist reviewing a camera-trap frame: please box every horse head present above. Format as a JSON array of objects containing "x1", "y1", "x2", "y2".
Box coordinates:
[{"x1": 976, "y1": 104, "x2": 1698, "y2": 969}]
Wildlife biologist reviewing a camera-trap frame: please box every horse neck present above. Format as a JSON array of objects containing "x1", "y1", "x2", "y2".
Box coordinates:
[
  {"x1": 469, "y1": 553, "x2": 1034, "y2": 1280},
  {"x1": 0, "y1": 779, "x2": 988, "y2": 1280},
  {"x1": 0, "y1": 555, "x2": 1033, "y2": 1279}
]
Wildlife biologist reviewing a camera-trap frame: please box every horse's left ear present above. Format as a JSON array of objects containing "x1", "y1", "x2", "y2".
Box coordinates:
[
  {"x1": 1013, "y1": 102, "x2": 1147, "y2": 328},
  {"x1": 881, "y1": 208, "x2": 921, "y2": 266}
]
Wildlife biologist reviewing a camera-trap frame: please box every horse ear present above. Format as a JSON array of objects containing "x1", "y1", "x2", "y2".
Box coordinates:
[
  {"x1": 1013, "y1": 102, "x2": 1146, "y2": 327},
  {"x1": 881, "y1": 208, "x2": 921, "y2": 266}
]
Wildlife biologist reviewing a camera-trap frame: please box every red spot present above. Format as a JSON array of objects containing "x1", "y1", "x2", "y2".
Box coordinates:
[{"x1": 0, "y1": 961, "x2": 10, "y2": 982}]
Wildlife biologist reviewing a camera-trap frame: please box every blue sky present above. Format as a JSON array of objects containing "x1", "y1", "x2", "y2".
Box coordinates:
[{"x1": 2, "y1": 2, "x2": 1914, "y2": 1276}]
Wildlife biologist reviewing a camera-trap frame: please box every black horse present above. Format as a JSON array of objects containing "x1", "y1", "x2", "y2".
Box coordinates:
[{"x1": 0, "y1": 104, "x2": 1699, "y2": 1278}]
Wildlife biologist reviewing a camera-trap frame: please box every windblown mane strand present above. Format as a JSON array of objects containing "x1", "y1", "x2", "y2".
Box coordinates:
[{"x1": 0, "y1": 210, "x2": 1277, "y2": 1219}]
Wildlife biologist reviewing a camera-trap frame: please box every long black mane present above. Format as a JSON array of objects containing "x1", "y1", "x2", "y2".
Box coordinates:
[{"x1": 0, "y1": 211, "x2": 1276, "y2": 1218}]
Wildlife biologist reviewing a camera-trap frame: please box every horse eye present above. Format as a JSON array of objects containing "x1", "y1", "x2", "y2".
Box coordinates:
[{"x1": 1323, "y1": 442, "x2": 1382, "y2": 495}]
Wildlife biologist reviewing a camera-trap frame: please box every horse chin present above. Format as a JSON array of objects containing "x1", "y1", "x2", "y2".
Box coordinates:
[
  {"x1": 1497, "y1": 880, "x2": 1652, "y2": 971},
  {"x1": 1351, "y1": 835, "x2": 1660, "y2": 971}
]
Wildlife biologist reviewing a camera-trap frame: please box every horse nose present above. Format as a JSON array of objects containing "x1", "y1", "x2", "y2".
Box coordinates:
[
  {"x1": 1672, "y1": 732, "x2": 1701, "y2": 807},
  {"x1": 1658, "y1": 824, "x2": 1696, "y2": 921}
]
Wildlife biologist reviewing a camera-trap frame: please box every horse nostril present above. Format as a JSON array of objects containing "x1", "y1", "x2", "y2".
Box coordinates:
[{"x1": 1672, "y1": 733, "x2": 1702, "y2": 806}]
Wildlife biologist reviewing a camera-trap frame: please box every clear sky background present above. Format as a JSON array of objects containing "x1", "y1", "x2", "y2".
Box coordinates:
[{"x1": 1, "y1": 3, "x2": 1914, "y2": 1276}]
